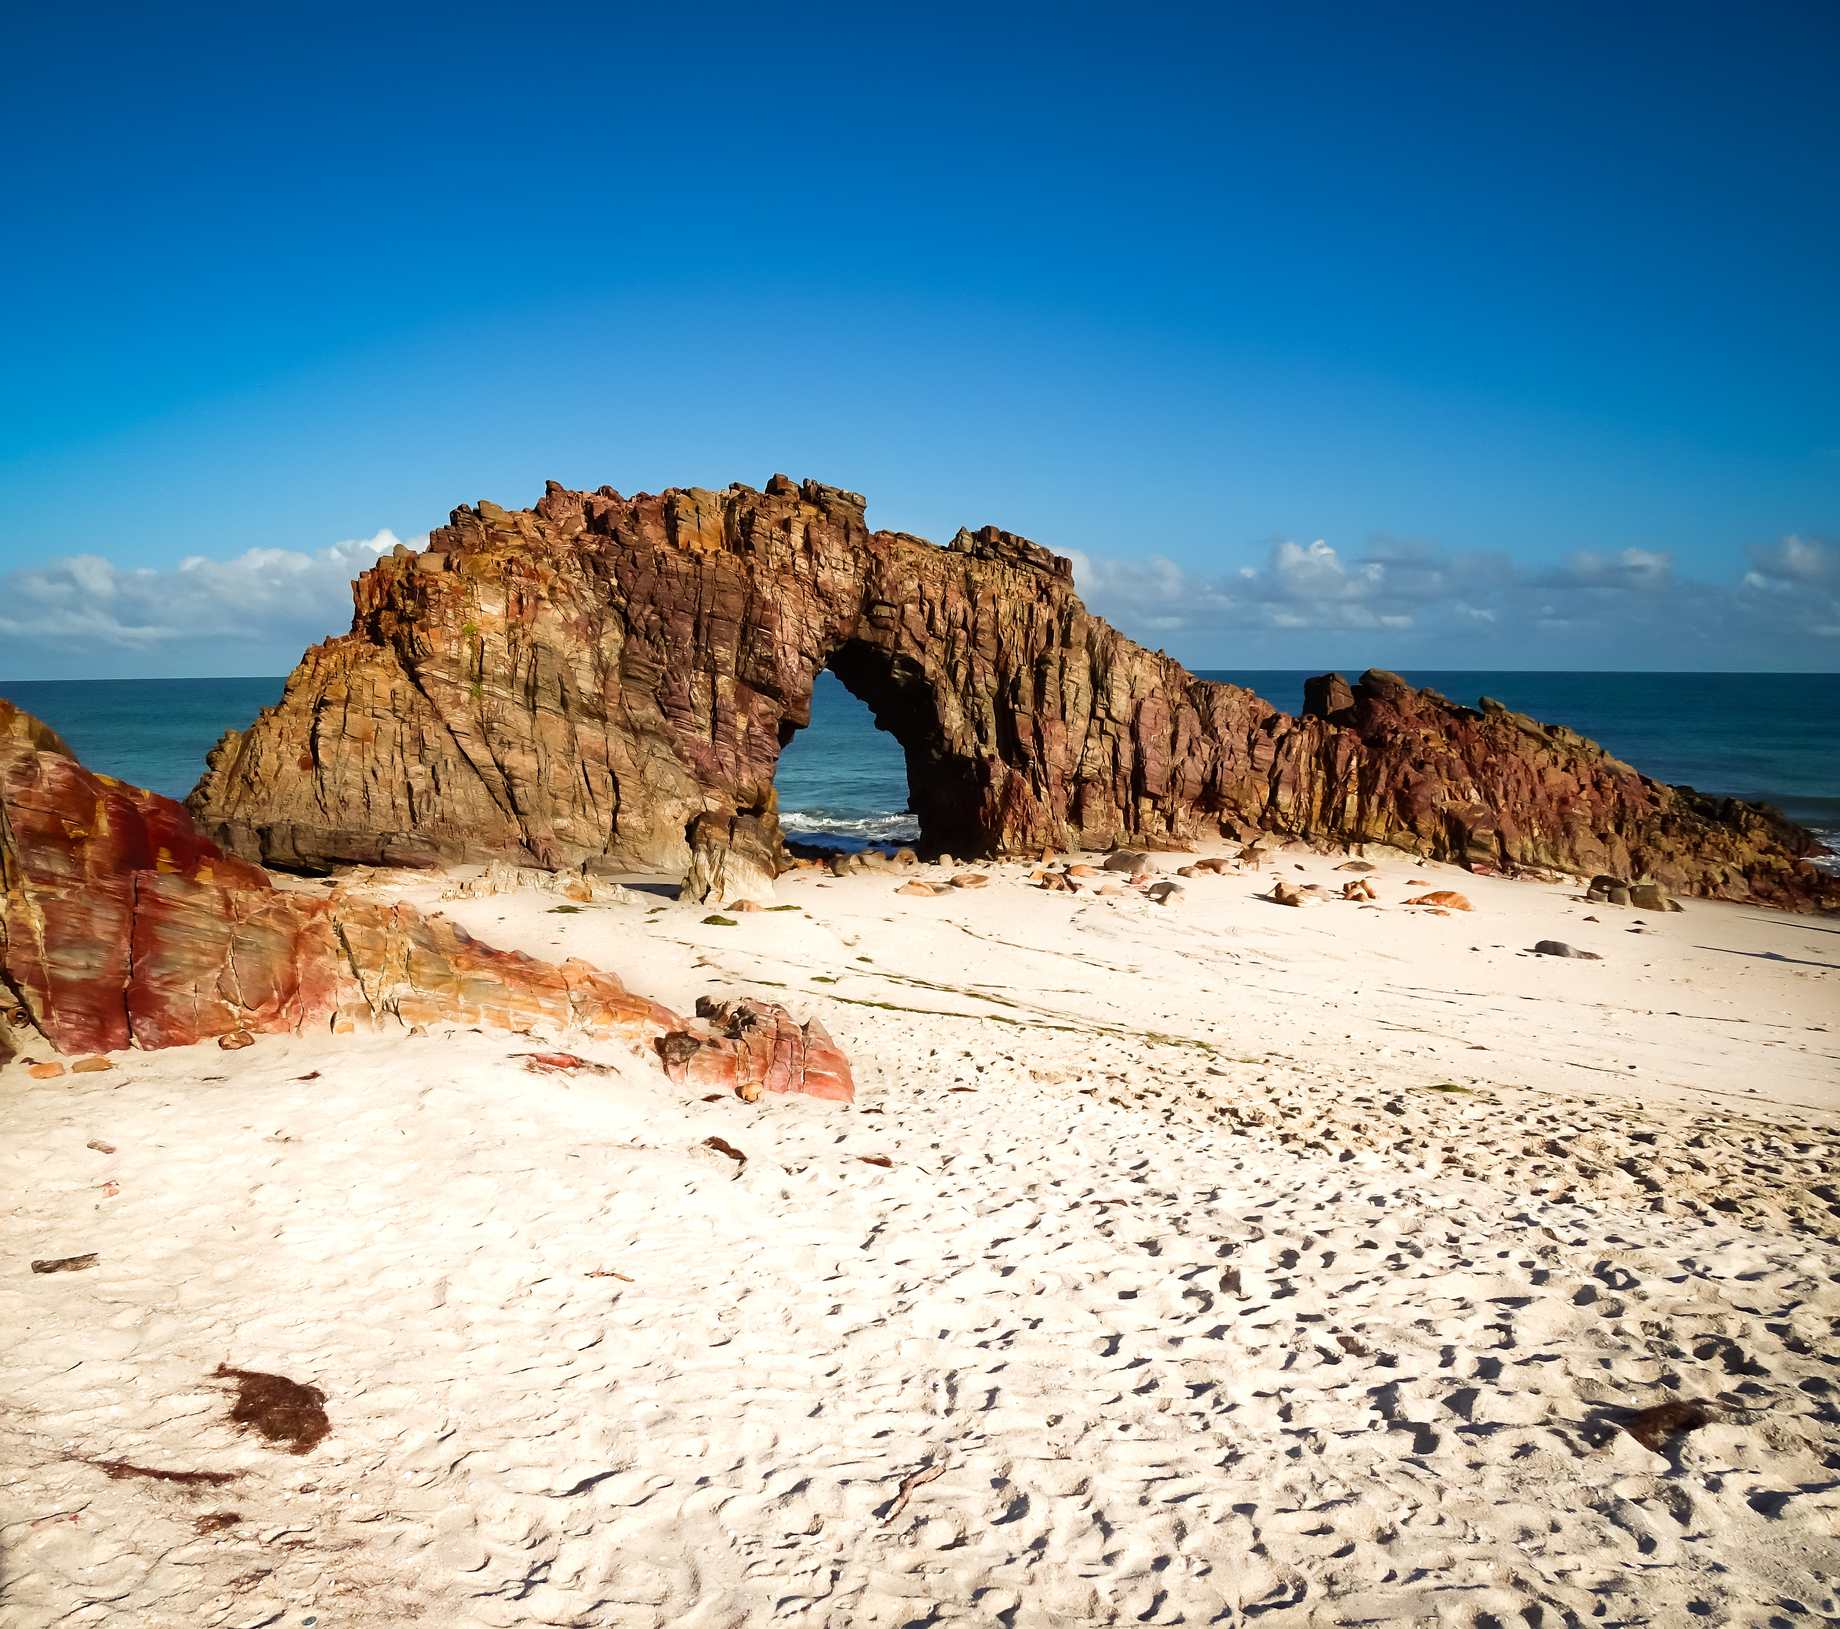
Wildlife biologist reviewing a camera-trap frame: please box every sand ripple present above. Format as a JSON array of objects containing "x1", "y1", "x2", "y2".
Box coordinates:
[{"x1": 4, "y1": 1010, "x2": 1837, "y2": 1627}]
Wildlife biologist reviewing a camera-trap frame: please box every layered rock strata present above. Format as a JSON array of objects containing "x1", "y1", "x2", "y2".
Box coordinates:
[
  {"x1": 0, "y1": 700, "x2": 852, "y2": 1099},
  {"x1": 185, "y1": 478, "x2": 1834, "y2": 911}
]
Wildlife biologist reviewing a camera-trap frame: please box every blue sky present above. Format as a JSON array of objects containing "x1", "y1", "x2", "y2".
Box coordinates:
[{"x1": 2, "y1": 0, "x2": 1835, "y2": 676}]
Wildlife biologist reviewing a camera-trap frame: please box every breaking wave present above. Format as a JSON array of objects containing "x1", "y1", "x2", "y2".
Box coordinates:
[
  {"x1": 781, "y1": 808, "x2": 920, "y2": 851},
  {"x1": 1807, "y1": 830, "x2": 1840, "y2": 876}
]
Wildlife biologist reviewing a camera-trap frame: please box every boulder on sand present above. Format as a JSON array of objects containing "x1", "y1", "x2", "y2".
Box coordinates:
[
  {"x1": 660, "y1": 997, "x2": 854, "y2": 1103},
  {"x1": 681, "y1": 812, "x2": 779, "y2": 905},
  {"x1": 1406, "y1": 891, "x2": 1473, "y2": 911},
  {"x1": 1269, "y1": 879, "x2": 1328, "y2": 908},
  {"x1": 1629, "y1": 878, "x2": 1684, "y2": 912}
]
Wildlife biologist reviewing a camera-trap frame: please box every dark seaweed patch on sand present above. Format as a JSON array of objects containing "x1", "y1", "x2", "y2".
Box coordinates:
[
  {"x1": 81, "y1": 1458, "x2": 238, "y2": 1487},
  {"x1": 1620, "y1": 1399, "x2": 1715, "y2": 1454},
  {"x1": 214, "y1": 1364, "x2": 330, "y2": 1454}
]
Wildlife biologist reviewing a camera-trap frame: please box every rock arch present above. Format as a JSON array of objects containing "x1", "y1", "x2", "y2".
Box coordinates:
[
  {"x1": 814, "y1": 636, "x2": 970, "y2": 853},
  {"x1": 186, "y1": 476, "x2": 1835, "y2": 910}
]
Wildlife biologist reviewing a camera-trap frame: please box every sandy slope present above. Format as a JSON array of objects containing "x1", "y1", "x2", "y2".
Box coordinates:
[{"x1": 4, "y1": 849, "x2": 1837, "y2": 1627}]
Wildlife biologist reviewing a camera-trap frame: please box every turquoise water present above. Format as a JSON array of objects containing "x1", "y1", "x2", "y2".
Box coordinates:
[
  {"x1": 1, "y1": 678, "x2": 286, "y2": 804},
  {"x1": 3, "y1": 670, "x2": 1833, "y2": 857},
  {"x1": 773, "y1": 672, "x2": 923, "y2": 848},
  {"x1": 1212, "y1": 671, "x2": 1840, "y2": 834},
  {"x1": 776, "y1": 669, "x2": 1840, "y2": 857}
]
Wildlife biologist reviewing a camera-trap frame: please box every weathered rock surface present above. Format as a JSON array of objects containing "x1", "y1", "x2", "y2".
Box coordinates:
[
  {"x1": 184, "y1": 478, "x2": 1836, "y2": 911},
  {"x1": 1269, "y1": 880, "x2": 1330, "y2": 908},
  {"x1": 0, "y1": 700, "x2": 853, "y2": 1100},
  {"x1": 680, "y1": 811, "x2": 778, "y2": 906},
  {"x1": 659, "y1": 997, "x2": 852, "y2": 1103},
  {"x1": 1104, "y1": 852, "x2": 1155, "y2": 877},
  {"x1": 440, "y1": 858, "x2": 643, "y2": 906}
]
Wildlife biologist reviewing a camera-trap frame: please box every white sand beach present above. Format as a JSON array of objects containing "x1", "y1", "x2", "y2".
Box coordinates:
[{"x1": 5, "y1": 849, "x2": 1837, "y2": 1627}]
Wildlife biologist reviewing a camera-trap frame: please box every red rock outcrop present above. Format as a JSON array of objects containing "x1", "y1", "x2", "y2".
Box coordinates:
[
  {"x1": 183, "y1": 478, "x2": 1835, "y2": 912},
  {"x1": 0, "y1": 699, "x2": 854, "y2": 1098},
  {"x1": 659, "y1": 997, "x2": 853, "y2": 1104}
]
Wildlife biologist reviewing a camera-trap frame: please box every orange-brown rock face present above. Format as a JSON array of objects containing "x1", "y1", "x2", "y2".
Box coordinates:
[
  {"x1": 660, "y1": 998, "x2": 854, "y2": 1104},
  {"x1": 0, "y1": 699, "x2": 854, "y2": 1099},
  {"x1": 184, "y1": 478, "x2": 1835, "y2": 911}
]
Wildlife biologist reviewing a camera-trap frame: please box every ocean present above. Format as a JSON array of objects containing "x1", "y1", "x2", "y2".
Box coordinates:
[{"x1": 4, "y1": 671, "x2": 1834, "y2": 862}]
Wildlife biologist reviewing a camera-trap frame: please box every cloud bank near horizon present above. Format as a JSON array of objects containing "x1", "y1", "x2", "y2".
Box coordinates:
[
  {"x1": 1068, "y1": 531, "x2": 1839, "y2": 670},
  {"x1": 0, "y1": 532, "x2": 414, "y2": 680},
  {"x1": 0, "y1": 527, "x2": 1833, "y2": 682}
]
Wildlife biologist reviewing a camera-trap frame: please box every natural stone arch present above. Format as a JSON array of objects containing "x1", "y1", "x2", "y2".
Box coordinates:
[
  {"x1": 815, "y1": 634, "x2": 981, "y2": 859},
  {"x1": 185, "y1": 476, "x2": 1835, "y2": 911}
]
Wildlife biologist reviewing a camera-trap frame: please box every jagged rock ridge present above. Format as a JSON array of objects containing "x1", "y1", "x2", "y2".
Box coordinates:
[{"x1": 184, "y1": 478, "x2": 1833, "y2": 911}]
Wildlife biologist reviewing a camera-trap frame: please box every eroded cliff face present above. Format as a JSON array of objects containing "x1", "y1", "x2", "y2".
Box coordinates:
[
  {"x1": 184, "y1": 477, "x2": 1835, "y2": 910},
  {"x1": 0, "y1": 699, "x2": 853, "y2": 1100}
]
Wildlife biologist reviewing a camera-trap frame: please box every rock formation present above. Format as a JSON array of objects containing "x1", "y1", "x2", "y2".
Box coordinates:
[
  {"x1": 680, "y1": 811, "x2": 778, "y2": 906},
  {"x1": 184, "y1": 478, "x2": 1836, "y2": 911},
  {"x1": 0, "y1": 699, "x2": 852, "y2": 1099},
  {"x1": 660, "y1": 997, "x2": 852, "y2": 1103}
]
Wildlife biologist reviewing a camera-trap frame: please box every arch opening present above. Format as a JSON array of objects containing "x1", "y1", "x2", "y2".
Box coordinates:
[
  {"x1": 772, "y1": 669, "x2": 916, "y2": 855},
  {"x1": 771, "y1": 640, "x2": 990, "y2": 857}
]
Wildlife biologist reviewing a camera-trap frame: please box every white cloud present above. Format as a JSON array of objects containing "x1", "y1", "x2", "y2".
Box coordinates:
[
  {"x1": 1068, "y1": 532, "x2": 1839, "y2": 668},
  {"x1": 2, "y1": 524, "x2": 1834, "y2": 680},
  {"x1": 0, "y1": 531, "x2": 415, "y2": 678}
]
